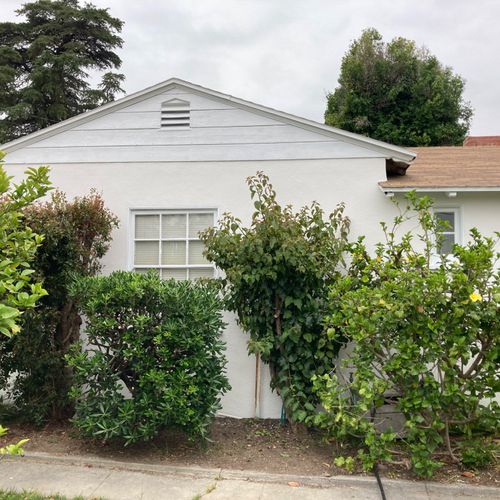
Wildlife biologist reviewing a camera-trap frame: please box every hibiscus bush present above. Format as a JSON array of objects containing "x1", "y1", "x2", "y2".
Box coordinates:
[
  {"x1": 67, "y1": 271, "x2": 230, "y2": 444},
  {"x1": 312, "y1": 193, "x2": 499, "y2": 477}
]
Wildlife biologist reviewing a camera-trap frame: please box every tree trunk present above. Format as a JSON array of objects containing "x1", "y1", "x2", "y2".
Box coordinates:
[{"x1": 53, "y1": 300, "x2": 82, "y2": 419}]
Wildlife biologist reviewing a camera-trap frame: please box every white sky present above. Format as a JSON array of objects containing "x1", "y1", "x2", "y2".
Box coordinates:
[{"x1": 4, "y1": 0, "x2": 500, "y2": 135}]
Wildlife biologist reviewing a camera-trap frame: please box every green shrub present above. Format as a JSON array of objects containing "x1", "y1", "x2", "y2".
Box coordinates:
[
  {"x1": 312, "y1": 193, "x2": 500, "y2": 477},
  {"x1": 0, "y1": 190, "x2": 118, "y2": 422},
  {"x1": 0, "y1": 151, "x2": 51, "y2": 454},
  {"x1": 200, "y1": 172, "x2": 349, "y2": 422},
  {"x1": 200, "y1": 172, "x2": 350, "y2": 425},
  {"x1": 459, "y1": 439, "x2": 498, "y2": 469},
  {"x1": 0, "y1": 152, "x2": 51, "y2": 337},
  {"x1": 67, "y1": 271, "x2": 230, "y2": 444}
]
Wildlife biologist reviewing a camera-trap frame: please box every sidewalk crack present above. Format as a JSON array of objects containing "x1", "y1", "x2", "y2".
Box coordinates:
[{"x1": 88, "y1": 469, "x2": 112, "y2": 497}]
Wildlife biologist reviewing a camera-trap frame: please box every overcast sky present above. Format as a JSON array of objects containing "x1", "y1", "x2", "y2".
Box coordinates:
[{"x1": 4, "y1": 0, "x2": 500, "y2": 135}]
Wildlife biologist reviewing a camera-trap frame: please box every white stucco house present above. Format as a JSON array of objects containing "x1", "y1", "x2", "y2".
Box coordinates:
[{"x1": 2, "y1": 78, "x2": 499, "y2": 418}]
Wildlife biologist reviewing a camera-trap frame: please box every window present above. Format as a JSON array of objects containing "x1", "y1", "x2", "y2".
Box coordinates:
[
  {"x1": 160, "y1": 99, "x2": 190, "y2": 128},
  {"x1": 435, "y1": 209, "x2": 460, "y2": 254},
  {"x1": 132, "y1": 210, "x2": 216, "y2": 280}
]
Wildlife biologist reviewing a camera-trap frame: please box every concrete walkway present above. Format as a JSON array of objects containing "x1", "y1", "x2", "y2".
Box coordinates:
[{"x1": 0, "y1": 452, "x2": 498, "y2": 500}]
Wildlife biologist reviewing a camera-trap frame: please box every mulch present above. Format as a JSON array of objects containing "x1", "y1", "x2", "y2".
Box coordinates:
[{"x1": 1, "y1": 417, "x2": 498, "y2": 487}]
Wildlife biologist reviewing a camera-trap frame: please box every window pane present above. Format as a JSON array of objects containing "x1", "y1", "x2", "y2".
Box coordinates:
[
  {"x1": 439, "y1": 234, "x2": 455, "y2": 255},
  {"x1": 436, "y1": 212, "x2": 455, "y2": 231},
  {"x1": 135, "y1": 241, "x2": 159, "y2": 265},
  {"x1": 162, "y1": 241, "x2": 186, "y2": 264},
  {"x1": 162, "y1": 268, "x2": 187, "y2": 281},
  {"x1": 135, "y1": 215, "x2": 160, "y2": 239},
  {"x1": 189, "y1": 213, "x2": 213, "y2": 238},
  {"x1": 162, "y1": 214, "x2": 186, "y2": 238},
  {"x1": 189, "y1": 267, "x2": 214, "y2": 279},
  {"x1": 188, "y1": 241, "x2": 209, "y2": 265}
]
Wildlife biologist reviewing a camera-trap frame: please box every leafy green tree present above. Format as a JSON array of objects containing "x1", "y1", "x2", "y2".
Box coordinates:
[
  {"x1": 201, "y1": 172, "x2": 350, "y2": 425},
  {"x1": 0, "y1": 0, "x2": 124, "y2": 143},
  {"x1": 325, "y1": 28, "x2": 473, "y2": 146},
  {"x1": 312, "y1": 194, "x2": 499, "y2": 477}
]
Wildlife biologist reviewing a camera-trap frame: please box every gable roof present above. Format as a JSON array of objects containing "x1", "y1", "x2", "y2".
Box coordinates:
[
  {"x1": 380, "y1": 146, "x2": 500, "y2": 192},
  {"x1": 0, "y1": 77, "x2": 415, "y2": 163}
]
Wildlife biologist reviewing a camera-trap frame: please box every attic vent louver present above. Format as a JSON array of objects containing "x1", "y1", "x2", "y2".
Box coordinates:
[{"x1": 161, "y1": 99, "x2": 190, "y2": 128}]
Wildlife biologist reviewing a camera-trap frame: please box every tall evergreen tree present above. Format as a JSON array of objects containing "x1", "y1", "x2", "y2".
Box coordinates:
[
  {"x1": 0, "y1": 0, "x2": 124, "y2": 143},
  {"x1": 325, "y1": 28, "x2": 473, "y2": 146}
]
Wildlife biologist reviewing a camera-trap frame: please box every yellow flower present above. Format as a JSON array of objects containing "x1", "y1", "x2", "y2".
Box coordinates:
[{"x1": 469, "y1": 292, "x2": 482, "y2": 302}]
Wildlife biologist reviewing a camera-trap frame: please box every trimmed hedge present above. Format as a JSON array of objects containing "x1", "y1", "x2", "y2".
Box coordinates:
[{"x1": 67, "y1": 271, "x2": 230, "y2": 444}]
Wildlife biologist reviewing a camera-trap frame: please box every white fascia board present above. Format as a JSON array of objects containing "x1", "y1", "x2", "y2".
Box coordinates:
[{"x1": 1, "y1": 77, "x2": 416, "y2": 163}]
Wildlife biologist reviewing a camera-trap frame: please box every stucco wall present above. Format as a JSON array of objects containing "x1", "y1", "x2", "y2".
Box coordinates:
[
  {"x1": 5, "y1": 156, "x2": 398, "y2": 417},
  {"x1": 3, "y1": 80, "x2": 497, "y2": 419},
  {"x1": 425, "y1": 192, "x2": 500, "y2": 244},
  {"x1": 5, "y1": 157, "x2": 499, "y2": 418}
]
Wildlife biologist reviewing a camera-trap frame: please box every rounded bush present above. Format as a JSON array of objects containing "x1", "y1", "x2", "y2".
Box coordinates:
[{"x1": 67, "y1": 271, "x2": 230, "y2": 444}]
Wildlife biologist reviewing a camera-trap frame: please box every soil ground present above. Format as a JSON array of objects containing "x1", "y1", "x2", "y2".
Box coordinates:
[{"x1": 1, "y1": 417, "x2": 498, "y2": 488}]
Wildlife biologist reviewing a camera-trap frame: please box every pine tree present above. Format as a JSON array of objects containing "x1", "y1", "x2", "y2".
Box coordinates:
[{"x1": 0, "y1": 0, "x2": 124, "y2": 143}]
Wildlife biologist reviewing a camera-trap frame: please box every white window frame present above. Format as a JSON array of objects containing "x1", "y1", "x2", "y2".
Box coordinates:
[
  {"x1": 129, "y1": 208, "x2": 218, "y2": 280},
  {"x1": 433, "y1": 207, "x2": 462, "y2": 255}
]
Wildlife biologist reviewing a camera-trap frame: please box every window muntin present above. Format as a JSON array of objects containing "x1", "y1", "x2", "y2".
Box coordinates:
[
  {"x1": 132, "y1": 210, "x2": 215, "y2": 280},
  {"x1": 435, "y1": 209, "x2": 459, "y2": 255}
]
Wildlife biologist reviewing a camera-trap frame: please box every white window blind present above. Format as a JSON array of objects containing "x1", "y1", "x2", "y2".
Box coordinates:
[{"x1": 132, "y1": 210, "x2": 215, "y2": 280}]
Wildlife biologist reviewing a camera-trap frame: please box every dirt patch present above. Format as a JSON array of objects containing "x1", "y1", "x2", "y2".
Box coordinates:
[{"x1": 1, "y1": 417, "x2": 498, "y2": 487}]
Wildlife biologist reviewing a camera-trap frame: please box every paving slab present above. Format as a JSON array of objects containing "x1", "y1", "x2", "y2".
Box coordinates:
[
  {"x1": 0, "y1": 453, "x2": 498, "y2": 500},
  {"x1": 90, "y1": 468, "x2": 213, "y2": 500},
  {"x1": 1, "y1": 460, "x2": 112, "y2": 498},
  {"x1": 210, "y1": 479, "x2": 367, "y2": 499}
]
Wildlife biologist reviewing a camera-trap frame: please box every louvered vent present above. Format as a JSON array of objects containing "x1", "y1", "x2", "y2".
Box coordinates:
[{"x1": 161, "y1": 99, "x2": 190, "y2": 128}]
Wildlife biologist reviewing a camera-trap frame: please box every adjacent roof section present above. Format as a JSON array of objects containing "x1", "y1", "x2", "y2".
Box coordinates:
[
  {"x1": 464, "y1": 136, "x2": 500, "y2": 146},
  {"x1": 380, "y1": 146, "x2": 500, "y2": 192}
]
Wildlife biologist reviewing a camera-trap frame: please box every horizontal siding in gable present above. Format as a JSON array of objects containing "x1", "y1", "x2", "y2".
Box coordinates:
[
  {"x1": 7, "y1": 141, "x2": 377, "y2": 164},
  {"x1": 27, "y1": 125, "x2": 335, "y2": 148},
  {"x1": 5, "y1": 85, "x2": 390, "y2": 164},
  {"x1": 73, "y1": 108, "x2": 281, "y2": 130},
  {"x1": 117, "y1": 91, "x2": 234, "y2": 112}
]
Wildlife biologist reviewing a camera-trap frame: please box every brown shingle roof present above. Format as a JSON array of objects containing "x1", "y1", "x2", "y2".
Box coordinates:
[
  {"x1": 464, "y1": 136, "x2": 500, "y2": 146},
  {"x1": 380, "y1": 146, "x2": 500, "y2": 190}
]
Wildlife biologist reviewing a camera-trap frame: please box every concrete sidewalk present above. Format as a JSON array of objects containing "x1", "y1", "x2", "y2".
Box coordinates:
[{"x1": 0, "y1": 452, "x2": 498, "y2": 500}]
